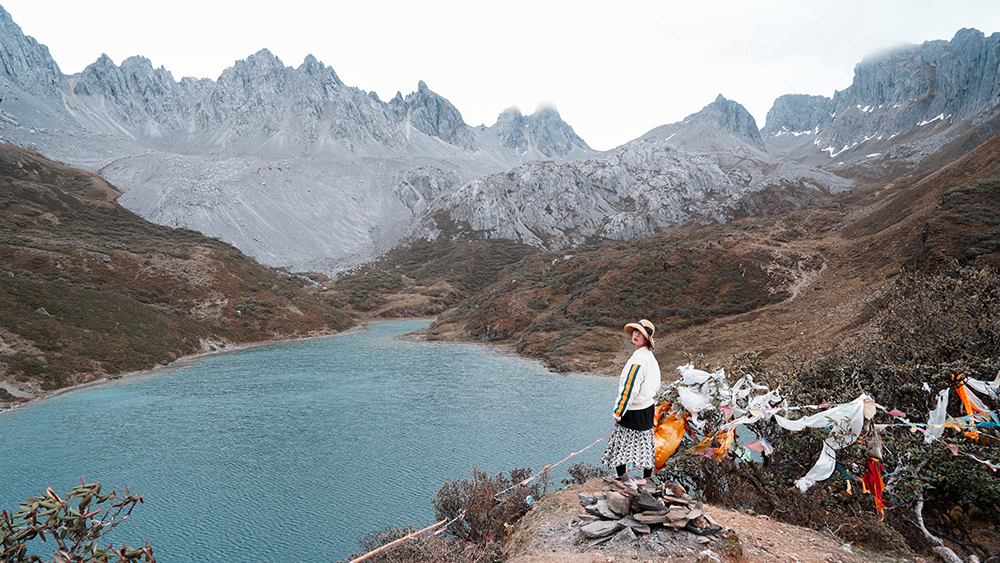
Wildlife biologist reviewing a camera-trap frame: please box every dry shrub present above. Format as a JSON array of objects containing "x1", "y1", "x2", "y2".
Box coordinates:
[
  {"x1": 432, "y1": 467, "x2": 539, "y2": 545},
  {"x1": 347, "y1": 525, "x2": 494, "y2": 563},
  {"x1": 833, "y1": 514, "x2": 910, "y2": 554}
]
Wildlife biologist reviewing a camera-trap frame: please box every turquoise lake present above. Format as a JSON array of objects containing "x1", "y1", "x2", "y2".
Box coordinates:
[{"x1": 0, "y1": 319, "x2": 617, "y2": 561}]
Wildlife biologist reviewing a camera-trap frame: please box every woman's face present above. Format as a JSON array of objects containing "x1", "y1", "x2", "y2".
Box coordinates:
[{"x1": 631, "y1": 328, "x2": 647, "y2": 348}]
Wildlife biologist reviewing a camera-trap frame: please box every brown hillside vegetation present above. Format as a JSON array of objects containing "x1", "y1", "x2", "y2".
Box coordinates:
[
  {"x1": 346, "y1": 129, "x2": 1000, "y2": 379},
  {"x1": 0, "y1": 145, "x2": 352, "y2": 407}
]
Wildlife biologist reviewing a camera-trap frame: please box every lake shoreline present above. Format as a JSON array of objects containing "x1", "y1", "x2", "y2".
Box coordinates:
[
  {"x1": 0, "y1": 323, "x2": 373, "y2": 416},
  {"x1": 0, "y1": 315, "x2": 615, "y2": 416}
]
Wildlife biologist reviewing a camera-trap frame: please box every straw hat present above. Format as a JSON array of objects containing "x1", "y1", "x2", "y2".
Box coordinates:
[{"x1": 624, "y1": 319, "x2": 655, "y2": 349}]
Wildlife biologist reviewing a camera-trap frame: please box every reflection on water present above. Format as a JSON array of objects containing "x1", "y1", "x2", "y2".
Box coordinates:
[{"x1": 0, "y1": 320, "x2": 616, "y2": 561}]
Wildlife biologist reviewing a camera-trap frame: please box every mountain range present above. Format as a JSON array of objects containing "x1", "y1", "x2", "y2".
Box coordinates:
[{"x1": 2, "y1": 4, "x2": 1000, "y2": 273}]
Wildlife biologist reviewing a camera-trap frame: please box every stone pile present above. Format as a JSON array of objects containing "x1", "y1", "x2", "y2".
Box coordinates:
[{"x1": 577, "y1": 476, "x2": 725, "y2": 546}]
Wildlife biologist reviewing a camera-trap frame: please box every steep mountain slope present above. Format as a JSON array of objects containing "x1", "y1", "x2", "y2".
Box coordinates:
[
  {"x1": 0, "y1": 145, "x2": 352, "y2": 408},
  {"x1": 0, "y1": 4, "x2": 593, "y2": 272},
  {"x1": 763, "y1": 28, "x2": 1000, "y2": 169},
  {"x1": 422, "y1": 97, "x2": 852, "y2": 251}
]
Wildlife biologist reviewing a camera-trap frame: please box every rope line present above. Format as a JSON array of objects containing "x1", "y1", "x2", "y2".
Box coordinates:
[
  {"x1": 345, "y1": 433, "x2": 611, "y2": 562},
  {"x1": 494, "y1": 432, "x2": 611, "y2": 500},
  {"x1": 347, "y1": 518, "x2": 449, "y2": 563}
]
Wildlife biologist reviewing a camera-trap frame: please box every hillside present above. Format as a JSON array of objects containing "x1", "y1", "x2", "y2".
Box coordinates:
[
  {"x1": 0, "y1": 145, "x2": 352, "y2": 408},
  {"x1": 328, "y1": 120, "x2": 1000, "y2": 379}
]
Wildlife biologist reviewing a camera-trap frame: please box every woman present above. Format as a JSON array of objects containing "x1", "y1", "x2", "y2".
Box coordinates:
[{"x1": 600, "y1": 318, "x2": 661, "y2": 479}]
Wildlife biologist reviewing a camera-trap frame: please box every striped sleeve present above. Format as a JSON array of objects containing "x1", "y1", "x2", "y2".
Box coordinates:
[{"x1": 614, "y1": 363, "x2": 641, "y2": 418}]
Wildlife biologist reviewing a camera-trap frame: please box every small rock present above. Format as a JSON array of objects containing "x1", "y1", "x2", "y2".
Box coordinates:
[
  {"x1": 579, "y1": 519, "x2": 623, "y2": 539},
  {"x1": 667, "y1": 506, "x2": 691, "y2": 521},
  {"x1": 594, "y1": 499, "x2": 620, "y2": 520},
  {"x1": 634, "y1": 510, "x2": 671, "y2": 525},
  {"x1": 605, "y1": 526, "x2": 638, "y2": 548},
  {"x1": 617, "y1": 515, "x2": 651, "y2": 534},
  {"x1": 36, "y1": 307, "x2": 49, "y2": 316},
  {"x1": 578, "y1": 493, "x2": 596, "y2": 506},
  {"x1": 665, "y1": 482, "x2": 687, "y2": 497},
  {"x1": 715, "y1": 528, "x2": 743, "y2": 558},
  {"x1": 633, "y1": 491, "x2": 666, "y2": 512},
  {"x1": 696, "y1": 549, "x2": 722, "y2": 563},
  {"x1": 661, "y1": 494, "x2": 690, "y2": 506},
  {"x1": 605, "y1": 491, "x2": 630, "y2": 517}
]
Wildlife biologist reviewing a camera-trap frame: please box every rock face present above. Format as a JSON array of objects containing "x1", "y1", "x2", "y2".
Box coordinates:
[
  {"x1": 0, "y1": 8, "x2": 65, "y2": 99},
  {"x1": 643, "y1": 95, "x2": 767, "y2": 155},
  {"x1": 434, "y1": 134, "x2": 852, "y2": 251},
  {"x1": 492, "y1": 105, "x2": 591, "y2": 158},
  {"x1": 761, "y1": 94, "x2": 834, "y2": 137},
  {"x1": 390, "y1": 81, "x2": 477, "y2": 151},
  {"x1": 763, "y1": 28, "x2": 1000, "y2": 164}
]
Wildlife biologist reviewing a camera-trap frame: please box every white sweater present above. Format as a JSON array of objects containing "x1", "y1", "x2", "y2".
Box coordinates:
[{"x1": 613, "y1": 346, "x2": 661, "y2": 420}]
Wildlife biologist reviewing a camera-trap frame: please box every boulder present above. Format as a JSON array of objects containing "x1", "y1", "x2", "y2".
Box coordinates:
[
  {"x1": 605, "y1": 491, "x2": 631, "y2": 517},
  {"x1": 579, "y1": 519, "x2": 622, "y2": 539},
  {"x1": 632, "y1": 491, "x2": 665, "y2": 512}
]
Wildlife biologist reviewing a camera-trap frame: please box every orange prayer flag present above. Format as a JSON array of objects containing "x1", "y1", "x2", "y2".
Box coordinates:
[
  {"x1": 713, "y1": 428, "x2": 736, "y2": 461},
  {"x1": 956, "y1": 384, "x2": 987, "y2": 415},
  {"x1": 956, "y1": 384, "x2": 985, "y2": 439},
  {"x1": 655, "y1": 404, "x2": 689, "y2": 470}
]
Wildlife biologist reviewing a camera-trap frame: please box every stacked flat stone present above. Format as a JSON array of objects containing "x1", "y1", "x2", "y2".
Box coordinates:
[{"x1": 577, "y1": 476, "x2": 721, "y2": 543}]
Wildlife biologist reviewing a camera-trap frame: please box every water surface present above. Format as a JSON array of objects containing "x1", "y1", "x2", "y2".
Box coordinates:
[{"x1": 0, "y1": 320, "x2": 616, "y2": 561}]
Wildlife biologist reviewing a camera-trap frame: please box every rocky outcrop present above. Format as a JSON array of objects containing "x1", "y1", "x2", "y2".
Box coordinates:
[
  {"x1": 390, "y1": 81, "x2": 477, "y2": 151},
  {"x1": 435, "y1": 135, "x2": 851, "y2": 250},
  {"x1": 491, "y1": 105, "x2": 591, "y2": 158},
  {"x1": 764, "y1": 28, "x2": 1000, "y2": 163},
  {"x1": 761, "y1": 94, "x2": 834, "y2": 137},
  {"x1": 643, "y1": 95, "x2": 766, "y2": 155},
  {"x1": 0, "y1": 8, "x2": 65, "y2": 99}
]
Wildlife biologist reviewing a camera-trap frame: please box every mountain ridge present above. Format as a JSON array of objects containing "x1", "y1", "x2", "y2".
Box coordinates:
[{"x1": 3, "y1": 4, "x2": 1000, "y2": 275}]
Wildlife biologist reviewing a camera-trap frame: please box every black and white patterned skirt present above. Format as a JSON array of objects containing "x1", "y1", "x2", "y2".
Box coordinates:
[{"x1": 600, "y1": 422, "x2": 655, "y2": 470}]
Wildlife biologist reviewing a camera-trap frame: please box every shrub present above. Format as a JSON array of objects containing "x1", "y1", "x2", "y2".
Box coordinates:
[
  {"x1": 561, "y1": 462, "x2": 608, "y2": 485},
  {"x1": 431, "y1": 467, "x2": 540, "y2": 545},
  {"x1": 1, "y1": 482, "x2": 154, "y2": 563},
  {"x1": 345, "y1": 526, "x2": 492, "y2": 563}
]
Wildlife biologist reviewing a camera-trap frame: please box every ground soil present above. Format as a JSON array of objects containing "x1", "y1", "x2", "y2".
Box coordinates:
[{"x1": 504, "y1": 481, "x2": 926, "y2": 563}]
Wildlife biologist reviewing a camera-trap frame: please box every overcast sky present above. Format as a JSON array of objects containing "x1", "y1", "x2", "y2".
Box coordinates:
[{"x1": 5, "y1": 1, "x2": 1000, "y2": 150}]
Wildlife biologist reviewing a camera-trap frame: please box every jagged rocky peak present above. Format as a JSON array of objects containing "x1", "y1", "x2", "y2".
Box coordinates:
[
  {"x1": 839, "y1": 28, "x2": 1000, "y2": 121},
  {"x1": 643, "y1": 94, "x2": 765, "y2": 154},
  {"x1": 75, "y1": 54, "x2": 175, "y2": 101},
  {"x1": 695, "y1": 94, "x2": 766, "y2": 149},
  {"x1": 0, "y1": 4, "x2": 64, "y2": 98},
  {"x1": 760, "y1": 28, "x2": 1000, "y2": 163},
  {"x1": 390, "y1": 80, "x2": 477, "y2": 151},
  {"x1": 494, "y1": 106, "x2": 528, "y2": 149},
  {"x1": 491, "y1": 104, "x2": 590, "y2": 158},
  {"x1": 762, "y1": 94, "x2": 834, "y2": 137}
]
